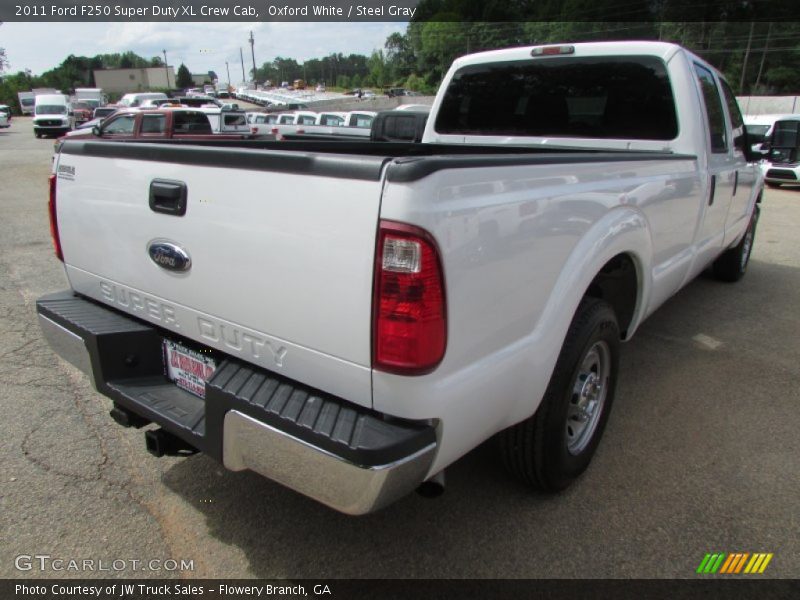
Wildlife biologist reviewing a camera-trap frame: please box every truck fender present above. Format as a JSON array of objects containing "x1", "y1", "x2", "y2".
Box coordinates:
[{"x1": 506, "y1": 206, "x2": 653, "y2": 427}]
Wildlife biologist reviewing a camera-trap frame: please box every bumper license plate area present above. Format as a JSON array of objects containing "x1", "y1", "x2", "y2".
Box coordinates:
[{"x1": 163, "y1": 339, "x2": 217, "y2": 399}]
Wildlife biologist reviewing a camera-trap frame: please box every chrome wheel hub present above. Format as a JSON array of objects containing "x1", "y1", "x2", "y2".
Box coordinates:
[
  {"x1": 741, "y1": 227, "x2": 754, "y2": 271},
  {"x1": 566, "y1": 341, "x2": 610, "y2": 455}
]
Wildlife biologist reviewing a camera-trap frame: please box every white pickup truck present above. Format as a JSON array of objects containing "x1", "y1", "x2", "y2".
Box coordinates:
[{"x1": 38, "y1": 42, "x2": 763, "y2": 515}]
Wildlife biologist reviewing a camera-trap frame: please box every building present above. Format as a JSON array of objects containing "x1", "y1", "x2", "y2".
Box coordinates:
[{"x1": 93, "y1": 66, "x2": 176, "y2": 93}]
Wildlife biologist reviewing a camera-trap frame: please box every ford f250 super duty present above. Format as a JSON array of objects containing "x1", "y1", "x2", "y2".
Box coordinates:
[{"x1": 38, "y1": 42, "x2": 763, "y2": 514}]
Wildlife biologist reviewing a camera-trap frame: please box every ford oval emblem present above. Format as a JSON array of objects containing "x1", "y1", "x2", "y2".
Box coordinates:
[{"x1": 147, "y1": 240, "x2": 191, "y2": 272}]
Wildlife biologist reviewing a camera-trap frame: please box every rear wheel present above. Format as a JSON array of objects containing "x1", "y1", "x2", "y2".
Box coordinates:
[
  {"x1": 499, "y1": 298, "x2": 620, "y2": 491},
  {"x1": 712, "y1": 206, "x2": 759, "y2": 282}
]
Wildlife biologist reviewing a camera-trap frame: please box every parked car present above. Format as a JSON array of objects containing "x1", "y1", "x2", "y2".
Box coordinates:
[
  {"x1": 33, "y1": 94, "x2": 73, "y2": 137},
  {"x1": 118, "y1": 92, "x2": 169, "y2": 108},
  {"x1": 42, "y1": 41, "x2": 763, "y2": 515},
  {"x1": 761, "y1": 116, "x2": 800, "y2": 188},
  {"x1": 93, "y1": 106, "x2": 119, "y2": 120},
  {"x1": 316, "y1": 112, "x2": 347, "y2": 126},
  {"x1": 60, "y1": 108, "x2": 252, "y2": 143},
  {"x1": 70, "y1": 101, "x2": 94, "y2": 125},
  {"x1": 0, "y1": 104, "x2": 11, "y2": 128}
]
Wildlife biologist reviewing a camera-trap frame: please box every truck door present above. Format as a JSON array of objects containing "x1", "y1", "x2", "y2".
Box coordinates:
[
  {"x1": 718, "y1": 78, "x2": 757, "y2": 234},
  {"x1": 691, "y1": 63, "x2": 737, "y2": 272}
]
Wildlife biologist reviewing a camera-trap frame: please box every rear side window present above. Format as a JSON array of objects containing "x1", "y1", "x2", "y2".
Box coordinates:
[
  {"x1": 173, "y1": 112, "x2": 212, "y2": 134},
  {"x1": 320, "y1": 115, "x2": 344, "y2": 126},
  {"x1": 351, "y1": 114, "x2": 374, "y2": 128},
  {"x1": 694, "y1": 64, "x2": 728, "y2": 153},
  {"x1": 435, "y1": 55, "x2": 677, "y2": 140},
  {"x1": 719, "y1": 78, "x2": 746, "y2": 152},
  {"x1": 102, "y1": 114, "x2": 136, "y2": 134},
  {"x1": 141, "y1": 114, "x2": 166, "y2": 134},
  {"x1": 223, "y1": 114, "x2": 246, "y2": 126}
]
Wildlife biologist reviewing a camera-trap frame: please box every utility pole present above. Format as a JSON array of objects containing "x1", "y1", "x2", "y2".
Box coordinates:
[
  {"x1": 162, "y1": 49, "x2": 170, "y2": 88},
  {"x1": 225, "y1": 61, "x2": 231, "y2": 88},
  {"x1": 754, "y1": 22, "x2": 772, "y2": 92},
  {"x1": 249, "y1": 31, "x2": 257, "y2": 84},
  {"x1": 739, "y1": 22, "x2": 754, "y2": 94},
  {"x1": 239, "y1": 47, "x2": 246, "y2": 83}
]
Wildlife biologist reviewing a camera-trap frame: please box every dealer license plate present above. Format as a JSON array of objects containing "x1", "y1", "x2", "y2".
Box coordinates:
[{"x1": 163, "y1": 340, "x2": 217, "y2": 399}]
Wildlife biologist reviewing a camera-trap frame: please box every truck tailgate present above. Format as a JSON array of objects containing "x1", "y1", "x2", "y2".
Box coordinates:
[{"x1": 55, "y1": 141, "x2": 390, "y2": 408}]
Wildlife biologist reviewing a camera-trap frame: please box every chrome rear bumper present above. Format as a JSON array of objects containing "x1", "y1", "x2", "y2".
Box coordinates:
[{"x1": 223, "y1": 411, "x2": 436, "y2": 514}]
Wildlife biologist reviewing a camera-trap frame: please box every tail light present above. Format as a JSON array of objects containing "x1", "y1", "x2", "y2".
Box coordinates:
[
  {"x1": 373, "y1": 221, "x2": 446, "y2": 374},
  {"x1": 48, "y1": 174, "x2": 63, "y2": 261}
]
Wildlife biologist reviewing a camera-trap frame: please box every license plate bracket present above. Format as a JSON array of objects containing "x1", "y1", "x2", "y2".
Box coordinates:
[{"x1": 163, "y1": 339, "x2": 217, "y2": 399}]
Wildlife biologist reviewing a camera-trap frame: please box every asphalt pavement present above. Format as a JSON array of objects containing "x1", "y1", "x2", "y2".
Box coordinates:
[{"x1": 0, "y1": 117, "x2": 798, "y2": 579}]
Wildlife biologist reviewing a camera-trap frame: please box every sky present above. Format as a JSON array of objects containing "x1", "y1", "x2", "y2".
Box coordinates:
[{"x1": 0, "y1": 22, "x2": 407, "y2": 81}]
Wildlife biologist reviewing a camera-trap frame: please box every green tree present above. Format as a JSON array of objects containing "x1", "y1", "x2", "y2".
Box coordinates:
[
  {"x1": 384, "y1": 32, "x2": 415, "y2": 82},
  {"x1": 176, "y1": 63, "x2": 193, "y2": 88},
  {"x1": 336, "y1": 74, "x2": 350, "y2": 89},
  {"x1": 367, "y1": 50, "x2": 386, "y2": 88},
  {"x1": 0, "y1": 22, "x2": 8, "y2": 74},
  {"x1": 404, "y1": 73, "x2": 434, "y2": 94}
]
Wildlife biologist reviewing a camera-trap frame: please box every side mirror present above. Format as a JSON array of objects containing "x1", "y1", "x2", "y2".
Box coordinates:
[
  {"x1": 92, "y1": 125, "x2": 101, "y2": 136},
  {"x1": 740, "y1": 129, "x2": 759, "y2": 163}
]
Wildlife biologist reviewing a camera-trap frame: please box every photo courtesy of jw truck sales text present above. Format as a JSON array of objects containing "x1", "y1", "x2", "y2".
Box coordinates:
[{"x1": 40, "y1": 41, "x2": 764, "y2": 514}]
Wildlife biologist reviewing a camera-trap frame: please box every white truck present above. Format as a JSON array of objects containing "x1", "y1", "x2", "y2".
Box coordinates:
[
  {"x1": 38, "y1": 42, "x2": 763, "y2": 515},
  {"x1": 32, "y1": 93, "x2": 73, "y2": 137},
  {"x1": 18, "y1": 91, "x2": 36, "y2": 116},
  {"x1": 73, "y1": 88, "x2": 107, "y2": 110},
  {"x1": 760, "y1": 115, "x2": 800, "y2": 188}
]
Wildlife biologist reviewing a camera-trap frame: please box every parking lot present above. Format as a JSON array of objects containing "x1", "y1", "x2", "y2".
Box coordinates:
[{"x1": 0, "y1": 116, "x2": 798, "y2": 579}]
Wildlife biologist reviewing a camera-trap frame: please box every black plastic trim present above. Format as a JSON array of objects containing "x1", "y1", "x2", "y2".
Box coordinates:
[
  {"x1": 59, "y1": 139, "x2": 695, "y2": 185},
  {"x1": 385, "y1": 151, "x2": 697, "y2": 183},
  {"x1": 60, "y1": 140, "x2": 391, "y2": 182},
  {"x1": 149, "y1": 179, "x2": 187, "y2": 216},
  {"x1": 36, "y1": 290, "x2": 435, "y2": 468}
]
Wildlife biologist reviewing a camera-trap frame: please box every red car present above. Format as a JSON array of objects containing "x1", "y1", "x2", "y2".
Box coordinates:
[
  {"x1": 70, "y1": 101, "x2": 94, "y2": 126},
  {"x1": 62, "y1": 108, "x2": 253, "y2": 142}
]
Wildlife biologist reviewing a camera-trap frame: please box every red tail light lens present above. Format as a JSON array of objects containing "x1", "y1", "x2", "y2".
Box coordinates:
[
  {"x1": 48, "y1": 174, "x2": 63, "y2": 262},
  {"x1": 373, "y1": 221, "x2": 446, "y2": 374}
]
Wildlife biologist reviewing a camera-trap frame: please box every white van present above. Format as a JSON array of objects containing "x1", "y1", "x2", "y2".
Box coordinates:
[
  {"x1": 32, "y1": 94, "x2": 72, "y2": 138},
  {"x1": 118, "y1": 92, "x2": 168, "y2": 108},
  {"x1": 761, "y1": 115, "x2": 800, "y2": 188}
]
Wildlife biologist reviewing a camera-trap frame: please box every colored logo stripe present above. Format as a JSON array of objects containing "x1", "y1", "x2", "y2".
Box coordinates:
[
  {"x1": 697, "y1": 552, "x2": 773, "y2": 574},
  {"x1": 744, "y1": 553, "x2": 774, "y2": 574}
]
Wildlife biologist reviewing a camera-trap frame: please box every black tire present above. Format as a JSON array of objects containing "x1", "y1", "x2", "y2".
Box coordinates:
[
  {"x1": 499, "y1": 297, "x2": 620, "y2": 492},
  {"x1": 34, "y1": 131, "x2": 41, "y2": 138},
  {"x1": 712, "y1": 206, "x2": 759, "y2": 282},
  {"x1": 766, "y1": 182, "x2": 781, "y2": 189}
]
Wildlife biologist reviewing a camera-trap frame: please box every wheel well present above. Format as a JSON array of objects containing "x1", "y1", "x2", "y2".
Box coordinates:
[{"x1": 584, "y1": 254, "x2": 639, "y2": 338}]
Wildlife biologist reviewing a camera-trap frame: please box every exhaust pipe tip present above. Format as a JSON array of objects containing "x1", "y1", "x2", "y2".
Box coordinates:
[
  {"x1": 145, "y1": 429, "x2": 198, "y2": 458},
  {"x1": 416, "y1": 471, "x2": 445, "y2": 498}
]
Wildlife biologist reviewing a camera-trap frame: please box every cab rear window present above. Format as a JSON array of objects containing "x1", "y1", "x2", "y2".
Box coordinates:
[{"x1": 435, "y1": 55, "x2": 677, "y2": 140}]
